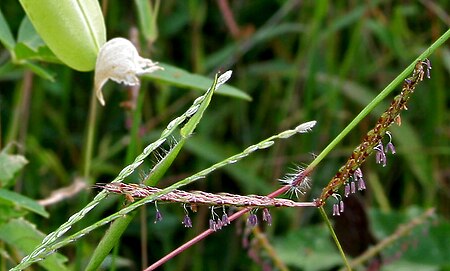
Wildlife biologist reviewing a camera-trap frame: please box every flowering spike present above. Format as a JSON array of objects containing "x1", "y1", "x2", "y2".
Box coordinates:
[
  {"x1": 98, "y1": 182, "x2": 311, "y2": 208},
  {"x1": 339, "y1": 200, "x2": 345, "y2": 213},
  {"x1": 317, "y1": 59, "x2": 431, "y2": 207}
]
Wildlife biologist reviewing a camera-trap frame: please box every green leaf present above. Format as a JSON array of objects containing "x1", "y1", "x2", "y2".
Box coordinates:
[
  {"x1": 14, "y1": 16, "x2": 60, "y2": 63},
  {"x1": 0, "y1": 202, "x2": 28, "y2": 224},
  {"x1": 371, "y1": 208, "x2": 450, "y2": 269},
  {"x1": 0, "y1": 218, "x2": 69, "y2": 271},
  {"x1": 0, "y1": 61, "x2": 20, "y2": 79},
  {"x1": 84, "y1": 214, "x2": 134, "y2": 271},
  {"x1": 21, "y1": 60, "x2": 56, "y2": 81},
  {"x1": 19, "y1": 0, "x2": 106, "y2": 71},
  {"x1": 0, "y1": 152, "x2": 28, "y2": 186},
  {"x1": 17, "y1": 16, "x2": 44, "y2": 51},
  {"x1": 144, "y1": 63, "x2": 252, "y2": 101},
  {"x1": 14, "y1": 42, "x2": 60, "y2": 63},
  {"x1": 274, "y1": 225, "x2": 341, "y2": 271},
  {"x1": 0, "y1": 16, "x2": 58, "y2": 80},
  {"x1": 180, "y1": 72, "x2": 219, "y2": 136},
  {"x1": 391, "y1": 124, "x2": 434, "y2": 193},
  {"x1": 0, "y1": 8, "x2": 15, "y2": 50},
  {"x1": 0, "y1": 189, "x2": 48, "y2": 217},
  {"x1": 134, "y1": 0, "x2": 159, "y2": 42}
]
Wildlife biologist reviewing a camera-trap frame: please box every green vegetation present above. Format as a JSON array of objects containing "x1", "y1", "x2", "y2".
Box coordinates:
[{"x1": 1, "y1": 1, "x2": 449, "y2": 270}]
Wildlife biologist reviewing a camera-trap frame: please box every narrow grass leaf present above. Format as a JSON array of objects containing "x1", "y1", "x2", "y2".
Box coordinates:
[
  {"x1": 84, "y1": 215, "x2": 133, "y2": 271},
  {"x1": 0, "y1": 8, "x2": 15, "y2": 50},
  {"x1": 145, "y1": 63, "x2": 250, "y2": 101},
  {"x1": 180, "y1": 72, "x2": 220, "y2": 137},
  {"x1": 134, "y1": 0, "x2": 159, "y2": 42},
  {"x1": 0, "y1": 219, "x2": 69, "y2": 271},
  {"x1": 0, "y1": 189, "x2": 48, "y2": 217}
]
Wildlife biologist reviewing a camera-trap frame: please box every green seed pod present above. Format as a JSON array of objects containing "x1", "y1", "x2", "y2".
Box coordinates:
[{"x1": 19, "y1": 0, "x2": 106, "y2": 72}]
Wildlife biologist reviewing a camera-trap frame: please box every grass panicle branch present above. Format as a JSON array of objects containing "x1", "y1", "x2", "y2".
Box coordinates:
[
  {"x1": 317, "y1": 59, "x2": 432, "y2": 206},
  {"x1": 95, "y1": 182, "x2": 314, "y2": 208}
]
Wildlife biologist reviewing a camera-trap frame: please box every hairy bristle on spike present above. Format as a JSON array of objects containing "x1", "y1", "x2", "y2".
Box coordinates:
[{"x1": 279, "y1": 165, "x2": 311, "y2": 198}]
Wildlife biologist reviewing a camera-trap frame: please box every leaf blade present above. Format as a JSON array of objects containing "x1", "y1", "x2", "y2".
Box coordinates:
[
  {"x1": 144, "y1": 63, "x2": 251, "y2": 101},
  {"x1": 0, "y1": 189, "x2": 48, "y2": 218}
]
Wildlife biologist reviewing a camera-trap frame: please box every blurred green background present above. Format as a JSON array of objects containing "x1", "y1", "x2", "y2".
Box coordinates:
[{"x1": 0, "y1": 1, "x2": 449, "y2": 270}]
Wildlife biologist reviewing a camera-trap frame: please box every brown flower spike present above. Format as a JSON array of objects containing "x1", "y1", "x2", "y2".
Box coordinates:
[{"x1": 316, "y1": 59, "x2": 432, "y2": 206}]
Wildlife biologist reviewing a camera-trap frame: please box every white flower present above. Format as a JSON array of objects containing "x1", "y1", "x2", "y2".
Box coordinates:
[{"x1": 94, "y1": 37, "x2": 163, "y2": 105}]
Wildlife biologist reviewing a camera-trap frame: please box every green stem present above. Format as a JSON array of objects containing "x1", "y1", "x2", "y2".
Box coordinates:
[
  {"x1": 319, "y1": 206, "x2": 351, "y2": 271},
  {"x1": 125, "y1": 86, "x2": 145, "y2": 164},
  {"x1": 84, "y1": 88, "x2": 98, "y2": 179},
  {"x1": 87, "y1": 87, "x2": 145, "y2": 270}
]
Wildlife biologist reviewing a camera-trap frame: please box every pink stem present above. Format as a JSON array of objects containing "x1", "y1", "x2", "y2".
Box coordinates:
[{"x1": 145, "y1": 199, "x2": 316, "y2": 270}]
